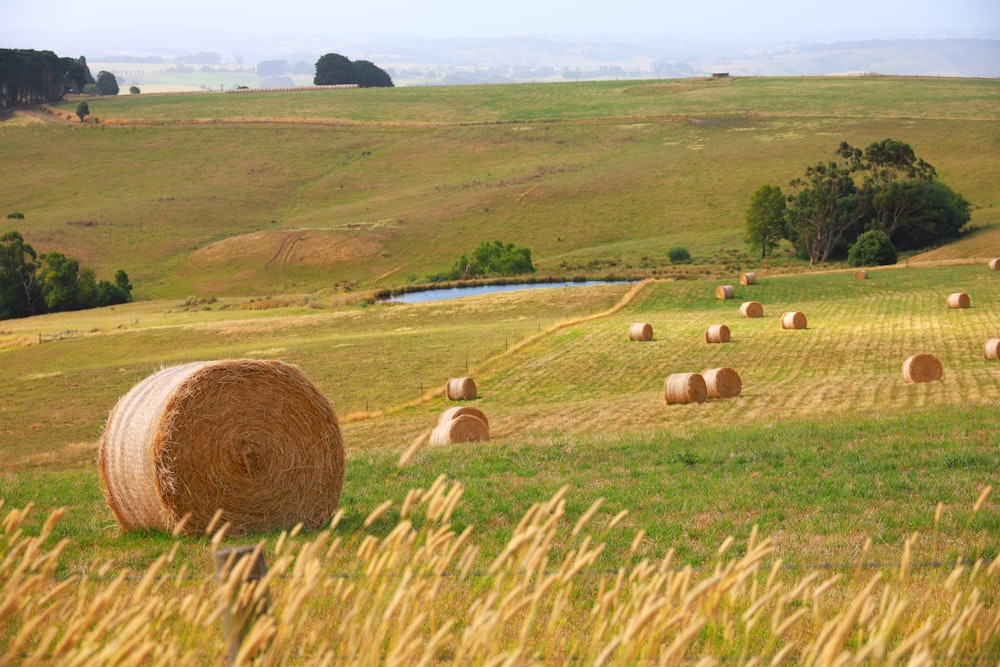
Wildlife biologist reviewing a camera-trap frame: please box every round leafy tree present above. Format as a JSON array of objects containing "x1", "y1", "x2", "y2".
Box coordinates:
[{"x1": 848, "y1": 229, "x2": 897, "y2": 267}]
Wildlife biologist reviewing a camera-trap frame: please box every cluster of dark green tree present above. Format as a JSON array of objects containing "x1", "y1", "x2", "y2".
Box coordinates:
[
  {"x1": 0, "y1": 231, "x2": 132, "y2": 320},
  {"x1": 0, "y1": 49, "x2": 94, "y2": 107},
  {"x1": 313, "y1": 53, "x2": 394, "y2": 88},
  {"x1": 430, "y1": 240, "x2": 535, "y2": 281},
  {"x1": 745, "y1": 139, "x2": 971, "y2": 267}
]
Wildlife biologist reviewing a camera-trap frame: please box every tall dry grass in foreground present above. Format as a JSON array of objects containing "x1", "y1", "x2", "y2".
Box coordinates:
[{"x1": 2, "y1": 481, "x2": 997, "y2": 666}]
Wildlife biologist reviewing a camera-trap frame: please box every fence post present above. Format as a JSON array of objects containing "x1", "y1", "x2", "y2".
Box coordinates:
[{"x1": 214, "y1": 546, "x2": 271, "y2": 665}]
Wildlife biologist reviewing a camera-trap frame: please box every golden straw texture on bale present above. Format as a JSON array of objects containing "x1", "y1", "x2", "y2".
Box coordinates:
[
  {"x1": 947, "y1": 292, "x2": 971, "y2": 309},
  {"x1": 715, "y1": 285, "x2": 734, "y2": 299},
  {"x1": 984, "y1": 339, "x2": 1000, "y2": 360},
  {"x1": 437, "y1": 405, "x2": 490, "y2": 430},
  {"x1": 988, "y1": 258, "x2": 999, "y2": 271},
  {"x1": 628, "y1": 322, "x2": 654, "y2": 341},
  {"x1": 701, "y1": 367, "x2": 742, "y2": 399},
  {"x1": 902, "y1": 354, "x2": 943, "y2": 383},
  {"x1": 445, "y1": 377, "x2": 477, "y2": 401},
  {"x1": 430, "y1": 414, "x2": 490, "y2": 446},
  {"x1": 855, "y1": 270, "x2": 868, "y2": 279},
  {"x1": 664, "y1": 372, "x2": 707, "y2": 405},
  {"x1": 705, "y1": 324, "x2": 731, "y2": 344},
  {"x1": 739, "y1": 272, "x2": 756, "y2": 285},
  {"x1": 98, "y1": 359, "x2": 344, "y2": 535},
  {"x1": 739, "y1": 301, "x2": 763, "y2": 318},
  {"x1": 781, "y1": 311, "x2": 807, "y2": 330}
]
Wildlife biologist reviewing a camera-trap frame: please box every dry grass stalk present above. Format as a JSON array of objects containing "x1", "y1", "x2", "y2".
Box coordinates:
[
  {"x1": 902, "y1": 353, "x2": 943, "y2": 383},
  {"x1": 627, "y1": 322, "x2": 653, "y2": 341},
  {"x1": 984, "y1": 338, "x2": 1000, "y2": 360},
  {"x1": 664, "y1": 372, "x2": 708, "y2": 405},
  {"x1": 701, "y1": 367, "x2": 742, "y2": 399},
  {"x1": 740, "y1": 272, "x2": 757, "y2": 285},
  {"x1": 705, "y1": 324, "x2": 731, "y2": 344},
  {"x1": 946, "y1": 292, "x2": 971, "y2": 309},
  {"x1": 739, "y1": 301, "x2": 763, "y2": 318},
  {"x1": 430, "y1": 413, "x2": 490, "y2": 446},
  {"x1": 854, "y1": 269, "x2": 868, "y2": 279},
  {"x1": 715, "y1": 285, "x2": 735, "y2": 300},
  {"x1": 988, "y1": 258, "x2": 999, "y2": 270},
  {"x1": 781, "y1": 311, "x2": 807, "y2": 330},
  {"x1": 98, "y1": 359, "x2": 344, "y2": 535},
  {"x1": 446, "y1": 377, "x2": 478, "y2": 401}
]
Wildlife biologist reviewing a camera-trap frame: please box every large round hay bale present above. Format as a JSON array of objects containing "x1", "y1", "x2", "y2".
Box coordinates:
[
  {"x1": 984, "y1": 339, "x2": 1000, "y2": 360},
  {"x1": 715, "y1": 285, "x2": 735, "y2": 300},
  {"x1": 98, "y1": 359, "x2": 344, "y2": 535},
  {"x1": 781, "y1": 311, "x2": 807, "y2": 330},
  {"x1": 445, "y1": 377, "x2": 478, "y2": 400},
  {"x1": 628, "y1": 322, "x2": 654, "y2": 341},
  {"x1": 987, "y1": 258, "x2": 999, "y2": 271},
  {"x1": 739, "y1": 301, "x2": 763, "y2": 318},
  {"x1": 902, "y1": 354, "x2": 943, "y2": 383},
  {"x1": 854, "y1": 270, "x2": 868, "y2": 280},
  {"x1": 701, "y1": 367, "x2": 742, "y2": 399},
  {"x1": 429, "y1": 414, "x2": 490, "y2": 446},
  {"x1": 705, "y1": 324, "x2": 731, "y2": 344},
  {"x1": 739, "y1": 272, "x2": 757, "y2": 285},
  {"x1": 437, "y1": 405, "x2": 490, "y2": 430},
  {"x1": 947, "y1": 292, "x2": 970, "y2": 309},
  {"x1": 664, "y1": 372, "x2": 707, "y2": 405}
]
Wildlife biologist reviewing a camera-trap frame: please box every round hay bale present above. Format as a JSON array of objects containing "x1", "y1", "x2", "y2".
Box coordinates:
[
  {"x1": 781, "y1": 311, "x2": 807, "y2": 330},
  {"x1": 705, "y1": 324, "x2": 731, "y2": 344},
  {"x1": 445, "y1": 377, "x2": 478, "y2": 400},
  {"x1": 739, "y1": 301, "x2": 763, "y2": 318},
  {"x1": 437, "y1": 405, "x2": 490, "y2": 430},
  {"x1": 946, "y1": 292, "x2": 970, "y2": 309},
  {"x1": 739, "y1": 272, "x2": 757, "y2": 285},
  {"x1": 902, "y1": 353, "x2": 943, "y2": 383},
  {"x1": 854, "y1": 270, "x2": 868, "y2": 280},
  {"x1": 984, "y1": 338, "x2": 1000, "y2": 360},
  {"x1": 987, "y1": 258, "x2": 999, "y2": 271},
  {"x1": 628, "y1": 322, "x2": 654, "y2": 341},
  {"x1": 701, "y1": 367, "x2": 742, "y2": 399},
  {"x1": 664, "y1": 372, "x2": 707, "y2": 405},
  {"x1": 715, "y1": 285, "x2": 735, "y2": 300},
  {"x1": 98, "y1": 359, "x2": 344, "y2": 535},
  {"x1": 429, "y1": 414, "x2": 490, "y2": 446}
]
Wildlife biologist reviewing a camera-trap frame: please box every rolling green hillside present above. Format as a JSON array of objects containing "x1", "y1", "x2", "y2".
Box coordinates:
[{"x1": 2, "y1": 76, "x2": 997, "y2": 299}]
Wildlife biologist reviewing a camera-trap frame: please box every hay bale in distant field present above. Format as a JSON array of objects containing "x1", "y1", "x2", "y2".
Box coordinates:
[
  {"x1": 705, "y1": 324, "x2": 731, "y2": 344},
  {"x1": 947, "y1": 292, "x2": 970, "y2": 309},
  {"x1": 902, "y1": 353, "x2": 943, "y2": 383},
  {"x1": 664, "y1": 372, "x2": 707, "y2": 405},
  {"x1": 781, "y1": 311, "x2": 807, "y2": 330},
  {"x1": 628, "y1": 322, "x2": 654, "y2": 341},
  {"x1": 98, "y1": 359, "x2": 344, "y2": 535},
  {"x1": 716, "y1": 285, "x2": 735, "y2": 299},
  {"x1": 430, "y1": 413, "x2": 490, "y2": 446},
  {"x1": 739, "y1": 301, "x2": 763, "y2": 318},
  {"x1": 854, "y1": 270, "x2": 868, "y2": 280},
  {"x1": 446, "y1": 377, "x2": 478, "y2": 400},
  {"x1": 984, "y1": 339, "x2": 1000, "y2": 360},
  {"x1": 701, "y1": 367, "x2": 742, "y2": 398},
  {"x1": 438, "y1": 405, "x2": 490, "y2": 430},
  {"x1": 988, "y1": 258, "x2": 999, "y2": 271},
  {"x1": 740, "y1": 272, "x2": 757, "y2": 285}
]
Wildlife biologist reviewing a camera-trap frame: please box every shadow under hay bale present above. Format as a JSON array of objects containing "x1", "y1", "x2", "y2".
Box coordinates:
[
  {"x1": 739, "y1": 301, "x2": 763, "y2": 318},
  {"x1": 664, "y1": 372, "x2": 707, "y2": 405},
  {"x1": 947, "y1": 292, "x2": 970, "y2": 309},
  {"x1": 715, "y1": 285, "x2": 734, "y2": 299},
  {"x1": 430, "y1": 413, "x2": 490, "y2": 446},
  {"x1": 701, "y1": 367, "x2": 742, "y2": 398},
  {"x1": 984, "y1": 339, "x2": 1000, "y2": 360},
  {"x1": 98, "y1": 359, "x2": 344, "y2": 535},
  {"x1": 781, "y1": 311, "x2": 807, "y2": 330},
  {"x1": 628, "y1": 322, "x2": 653, "y2": 341},
  {"x1": 446, "y1": 377, "x2": 477, "y2": 400},
  {"x1": 705, "y1": 324, "x2": 731, "y2": 344},
  {"x1": 740, "y1": 272, "x2": 756, "y2": 285},
  {"x1": 902, "y1": 353, "x2": 943, "y2": 383}
]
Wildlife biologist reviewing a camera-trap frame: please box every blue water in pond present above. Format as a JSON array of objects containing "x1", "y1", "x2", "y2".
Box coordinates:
[{"x1": 384, "y1": 281, "x2": 632, "y2": 304}]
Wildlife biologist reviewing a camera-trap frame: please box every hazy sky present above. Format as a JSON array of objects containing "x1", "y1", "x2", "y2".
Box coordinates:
[{"x1": 3, "y1": 0, "x2": 997, "y2": 41}]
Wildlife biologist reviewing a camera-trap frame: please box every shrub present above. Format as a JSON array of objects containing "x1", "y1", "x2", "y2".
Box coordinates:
[
  {"x1": 6, "y1": 212, "x2": 24, "y2": 220},
  {"x1": 848, "y1": 229, "x2": 897, "y2": 267},
  {"x1": 667, "y1": 247, "x2": 691, "y2": 264}
]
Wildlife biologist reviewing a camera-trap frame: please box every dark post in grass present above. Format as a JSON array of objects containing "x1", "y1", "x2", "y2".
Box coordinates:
[{"x1": 214, "y1": 546, "x2": 271, "y2": 665}]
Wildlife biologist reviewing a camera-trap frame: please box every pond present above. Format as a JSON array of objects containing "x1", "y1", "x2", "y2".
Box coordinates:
[{"x1": 382, "y1": 280, "x2": 634, "y2": 304}]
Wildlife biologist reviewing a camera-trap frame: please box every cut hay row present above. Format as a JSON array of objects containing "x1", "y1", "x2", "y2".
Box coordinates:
[
  {"x1": 628, "y1": 322, "x2": 653, "y2": 341},
  {"x1": 446, "y1": 376, "x2": 478, "y2": 400}
]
